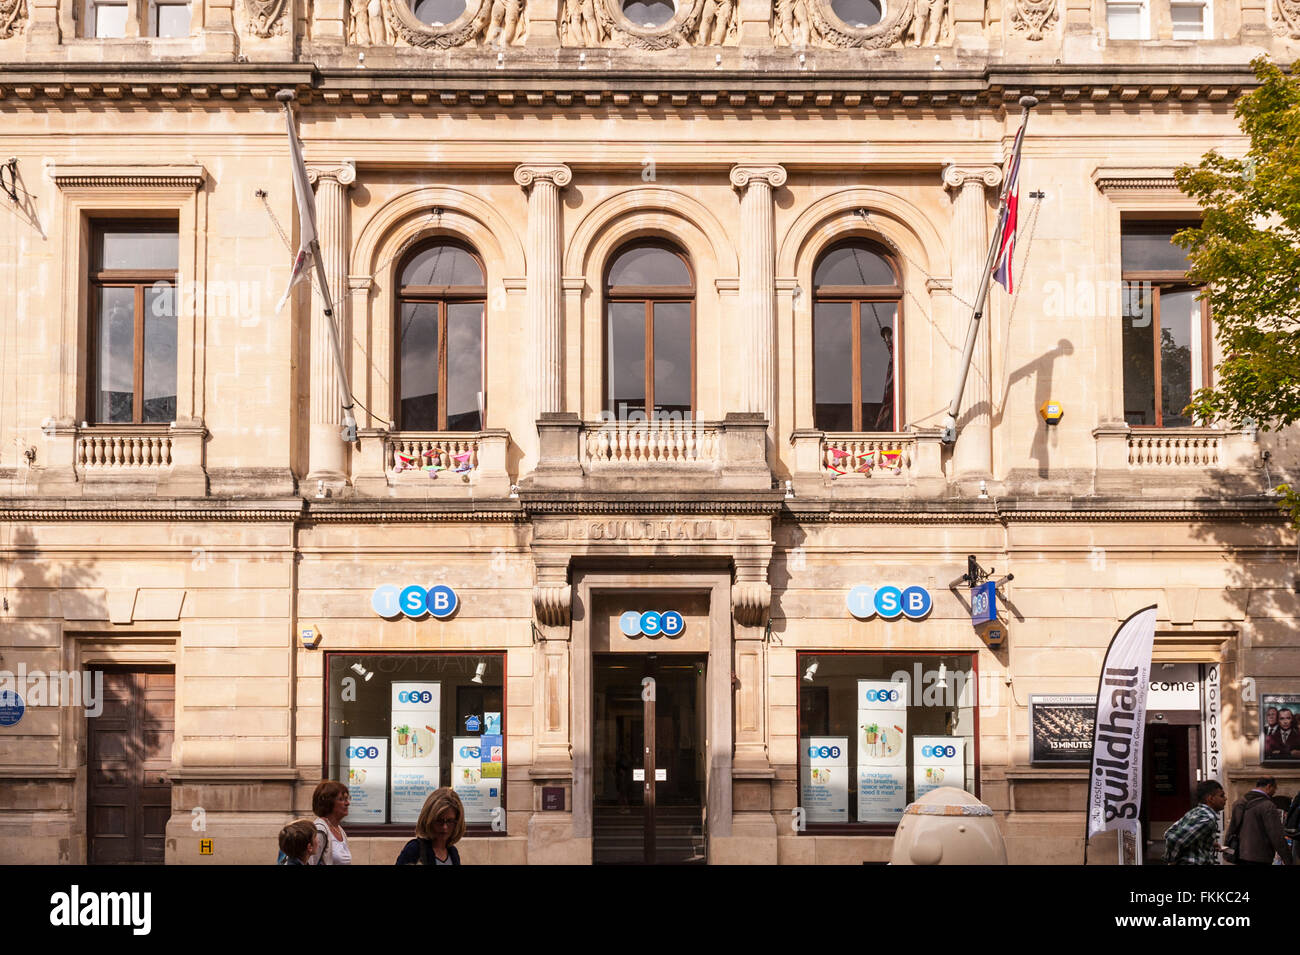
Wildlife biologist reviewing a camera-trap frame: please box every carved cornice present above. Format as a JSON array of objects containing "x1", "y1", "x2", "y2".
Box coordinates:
[
  {"x1": 514, "y1": 163, "x2": 573, "y2": 189},
  {"x1": 1092, "y1": 166, "x2": 1179, "y2": 193},
  {"x1": 49, "y1": 164, "x2": 207, "y2": 191},
  {"x1": 522, "y1": 497, "x2": 783, "y2": 515},
  {"x1": 942, "y1": 163, "x2": 1002, "y2": 192},
  {"x1": 730, "y1": 164, "x2": 788, "y2": 190},
  {"x1": 0, "y1": 67, "x2": 1260, "y2": 109},
  {"x1": 781, "y1": 501, "x2": 1289, "y2": 524},
  {"x1": 0, "y1": 506, "x2": 304, "y2": 522}
]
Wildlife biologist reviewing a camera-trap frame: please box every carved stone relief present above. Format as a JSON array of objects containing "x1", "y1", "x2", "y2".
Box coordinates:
[
  {"x1": 245, "y1": 0, "x2": 290, "y2": 36},
  {"x1": 774, "y1": 0, "x2": 950, "y2": 49},
  {"x1": 380, "y1": 0, "x2": 528, "y2": 47},
  {"x1": 560, "y1": 0, "x2": 735, "y2": 48},
  {"x1": 0, "y1": 0, "x2": 25, "y2": 39},
  {"x1": 1010, "y1": 0, "x2": 1057, "y2": 40},
  {"x1": 350, "y1": 0, "x2": 389, "y2": 43},
  {"x1": 1276, "y1": 0, "x2": 1300, "y2": 37}
]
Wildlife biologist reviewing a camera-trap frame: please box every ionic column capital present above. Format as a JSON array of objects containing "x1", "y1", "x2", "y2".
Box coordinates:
[
  {"x1": 942, "y1": 163, "x2": 1002, "y2": 193},
  {"x1": 514, "y1": 163, "x2": 573, "y2": 190},
  {"x1": 730, "y1": 163, "x2": 787, "y2": 191},
  {"x1": 307, "y1": 160, "x2": 357, "y2": 188}
]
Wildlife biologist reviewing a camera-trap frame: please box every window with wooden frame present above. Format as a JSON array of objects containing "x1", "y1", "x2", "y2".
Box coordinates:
[
  {"x1": 604, "y1": 242, "x2": 695, "y2": 422},
  {"x1": 395, "y1": 241, "x2": 486, "y2": 432},
  {"x1": 1121, "y1": 221, "x2": 1209, "y2": 428},
  {"x1": 89, "y1": 221, "x2": 179, "y2": 425},
  {"x1": 813, "y1": 241, "x2": 901, "y2": 433}
]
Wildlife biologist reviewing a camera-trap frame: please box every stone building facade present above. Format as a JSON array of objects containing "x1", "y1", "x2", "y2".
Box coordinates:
[{"x1": 1, "y1": 0, "x2": 1299, "y2": 864}]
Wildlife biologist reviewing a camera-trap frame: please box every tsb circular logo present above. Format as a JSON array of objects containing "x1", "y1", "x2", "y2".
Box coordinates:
[
  {"x1": 458, "y1": 746, "x2": 481, "y2": 759},
  {"x1": 847, "y1": 584, "x2": 933, "y2": 621},
  {"x1": 372, "y1": 584, "x2": 458, "y2": 620},
  {"x1": 619, "y1": 610, "x2": 685, "y2": 638},
  {"x1": 807, "y1": 745, "x2": 842, "y2": 759},
  {"x1": 397, "y1": 690, "x2": 434, "y2": 704},
  {"x1": 864, "y1": 688, "x2": 901, "y2": 703},
  {"x1": 921, "y1": 744, "x2": 958, "y2": 759},
  {"x1": 345, "y1": 745, "x2": 380, "y2": 759}
]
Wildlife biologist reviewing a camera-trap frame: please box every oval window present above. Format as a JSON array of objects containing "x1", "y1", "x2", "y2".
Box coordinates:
[
  {"x1": 830, "y1": 0, "x2": 883, "y2": 27},
  {"x1": 409, "y1": 0, "x2": 466, "y2": 26},
  {"x1": 621, "y1": 0, "x2": 675, "y2": 27}
]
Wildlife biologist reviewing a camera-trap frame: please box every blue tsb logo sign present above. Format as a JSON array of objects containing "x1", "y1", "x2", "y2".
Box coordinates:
[
  {"x1": 397, "y1": 690, "x2": 434, "y2": 704},
  {"x1": 345, "y1": 745, "x2": 380, "y2": 760},
  {"x1": 458, "y1": 746, "x2": 481, "y2": 759},
  {"x1": 807, "y1": 744, "x2": 843, "y2": 759},
  {"x1": 921, "y1": 744, "x2": 958, "y2": 759},
  {"x1": 618, "y1": 610, "x2": 685, "y2": 639},
  {"x1": 863, "y1": 687, "x2": 901, "y2": 703},
  {"x1": 372, "y1": 584, "x2": 458, "y2": 620},
  {"x1": 846, "y1": 585, "x2": 933, "y2": 621}
]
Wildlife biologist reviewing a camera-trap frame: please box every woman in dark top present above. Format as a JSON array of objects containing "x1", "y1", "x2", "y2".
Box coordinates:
[{"x1": 396, "y1": 788, "x2": 465, "y2": 865}]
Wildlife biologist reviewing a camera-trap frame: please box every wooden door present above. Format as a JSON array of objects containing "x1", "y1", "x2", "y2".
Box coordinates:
[{"x1": 88, "y1": 669, "x2": 174, "y2": 864}]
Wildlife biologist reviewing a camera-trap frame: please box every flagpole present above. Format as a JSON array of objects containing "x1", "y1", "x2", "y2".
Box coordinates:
[
  {"x1": 276, "y1": 89, "x2": 359, "y2": 445},
  {"x1": 940, "y1": 95, "x2": 1036, "y2": 445}
]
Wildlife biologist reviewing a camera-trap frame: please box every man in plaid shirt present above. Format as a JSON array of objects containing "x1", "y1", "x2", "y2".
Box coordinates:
[{"x1": 1164, "y1": 780, "x2": 1228, "y2": 865}]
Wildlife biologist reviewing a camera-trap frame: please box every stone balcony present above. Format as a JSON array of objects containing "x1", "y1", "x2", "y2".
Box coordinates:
[
  {"x1": 525, "y1": 412, "x2": 770, "y2": 491},
  {"x1": 788, "y1": 429, "x2": 947, "y2": 499},
  {"x1": 33, "y1": 418, "x2": 208, "y2": 496},
  {"x1": 1093, "y1": 425, "x2": 1263, "y2": 494},
  {"x1": 352, "y1": 428, "x2": 512, "y2": 498}
]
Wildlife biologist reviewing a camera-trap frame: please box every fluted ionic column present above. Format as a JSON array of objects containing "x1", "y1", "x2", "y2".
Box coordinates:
[
  {"x1": 307, "y1": 161, "x2": 355, "y2": 485},
  {"x1": 730, "y1": 164, "x2": 786, "y2": 426},
  {"x1": 514, "y1": 164, "x2": 572, "y2": 421},
  {"x1": 942, "y1": 164, "x2": 1002, "y2": 481}
]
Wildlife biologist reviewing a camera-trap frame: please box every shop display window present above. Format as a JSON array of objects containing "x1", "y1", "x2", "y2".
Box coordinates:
[
  {"x1": 325, "y1": 653, "x2": 505, "y2": 831},
  {"x1": 796, "y1": 652, "x2": 978, "y2": 831}
]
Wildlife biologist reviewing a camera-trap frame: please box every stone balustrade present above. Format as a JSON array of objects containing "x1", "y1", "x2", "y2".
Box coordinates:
[
  {"x1": 581, "y1": 418, "x2": 721, "y2": 468},
  {"x1": 353, "y1": 428, "x2": 511, "y2": 497},
  {"x1": 789, "y1": 428, "x2": 946, "y2": 498},
  {"x1": 1093, "y1": 426, "x2": 1261, "y2": 492},
  {"x1": 35, "y1": 419, "x2": 207, "y2": 496}
]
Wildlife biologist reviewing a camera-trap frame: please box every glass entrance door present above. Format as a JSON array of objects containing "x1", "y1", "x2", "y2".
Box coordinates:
[{"x1": 593, "y1": 654, "x2": 706, "y2": 864}]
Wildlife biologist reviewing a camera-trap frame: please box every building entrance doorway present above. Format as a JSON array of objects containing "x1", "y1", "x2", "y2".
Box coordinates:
[{"x1": 593, "y1": 654, "x2": 706, "y2": 864}]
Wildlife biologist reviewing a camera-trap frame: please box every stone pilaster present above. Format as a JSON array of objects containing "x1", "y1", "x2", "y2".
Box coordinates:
[
  {"x1": 730, "y1": 164, "x2": 786, "y2": 428},
  {"x1": 531, "y1": 575, "x2": 573, "y2": 773},
  {"x1": 942, "y1": 164, "x2": 1002, "y2": 482},
  {"x1": 306, "y1": 161, "x2": 355, "y2": 487},
  {"x1": 514, "y1": 164, "x2": 572, "y2": 424}
]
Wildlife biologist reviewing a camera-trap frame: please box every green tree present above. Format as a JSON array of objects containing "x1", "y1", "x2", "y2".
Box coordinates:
[{"x1": 1174, "y1": 57, "x2": 1300, "y2": 513}]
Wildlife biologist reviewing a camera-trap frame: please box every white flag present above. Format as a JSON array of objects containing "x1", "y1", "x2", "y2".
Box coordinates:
[
  {"x1": 275, "y1": 105, "x2": 318, "y2": 313},
  {"x1": 1086, "y1": 605, "x2": 1158, "y2": 846}
]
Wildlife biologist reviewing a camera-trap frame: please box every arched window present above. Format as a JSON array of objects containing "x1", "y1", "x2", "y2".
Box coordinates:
[
  {"x1": 395, "y1": 241, "x2": 485, "y2": 431},
  {"x1": 604, "y1": 241, "x2": 694, "y2": 421},
  {"x1": 812, "y1": 241, "x2": 901, "y2": 432}
]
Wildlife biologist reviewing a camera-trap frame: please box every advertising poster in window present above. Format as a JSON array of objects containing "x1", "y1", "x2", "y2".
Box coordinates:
[
  {"x1": 1030, "y1": 695, "x2": 1095, "y2": 764},
  {"x1": 799, "y1": 736, "x2": 849, "y2": 823},
  {"x1": 453, "y1": 736, "x2": 501, "y2": 824},
  {"x1": 340, "y1": 737, "x2": 388, "y2": 823},
  {"x1": 1261, "y1": 694, "x2": 1300, "y2": 762},
  {"x1": 913, "y1": 736, "x2": 965, "y2": 799},
  {"x1": 391, "y1": 682, "x2": 441, "y2": 824},
  {"x1": 480, "y1": 733, "x2": 503, "y2": 779},
  {"x1": 857, "y1": 680, "x2": 908, "y2": 823}
]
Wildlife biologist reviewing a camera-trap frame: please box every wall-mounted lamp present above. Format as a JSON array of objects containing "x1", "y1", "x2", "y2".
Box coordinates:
[
  {"x1": 803, "y1": 660, "x2": 819, "y2": 682},
  {"x1": 471, "y1": 661, "x2": 487, "y2": 685}
]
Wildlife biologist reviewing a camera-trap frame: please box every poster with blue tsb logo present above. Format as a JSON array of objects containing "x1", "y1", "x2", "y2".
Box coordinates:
[
  {"x1": 913, "y1": 736, "x2": 965, "y2": 799},
  {"x1": 857, "y1": 680, "x2": 908, "y2": 822},
  {"x1": 340, "y1": 738, "x2": 388, "y2": 822},
  {"x1": 391, "y1": 682, "x2": 441, "y2": 824},
  {"x1": 800, "y1": 737, "x2": 849, "y2": 822},
  {"x1": 453, "y1": 736, "x2": 501, "y2": 824}
]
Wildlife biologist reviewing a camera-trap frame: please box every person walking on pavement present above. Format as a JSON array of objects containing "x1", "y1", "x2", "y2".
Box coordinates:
[
  {"x1": 1164, "y1": 780, "x2": 1227, "y2": 865},
  {"x1": 1225, "y1": 776, "x2": 1294, "y2": 865}
]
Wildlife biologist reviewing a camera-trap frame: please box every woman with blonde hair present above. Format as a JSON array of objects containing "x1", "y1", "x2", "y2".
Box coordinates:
[{"x1": 396, "y1": 787, "x2": 465, "y2": 865}]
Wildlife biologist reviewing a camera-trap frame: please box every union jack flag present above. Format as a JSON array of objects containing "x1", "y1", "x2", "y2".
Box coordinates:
[{"x1": 991, "y1": 118, "x2": 1028, "y2": 294}]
